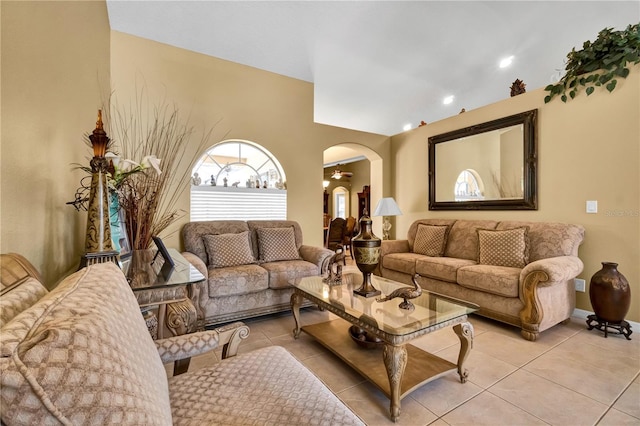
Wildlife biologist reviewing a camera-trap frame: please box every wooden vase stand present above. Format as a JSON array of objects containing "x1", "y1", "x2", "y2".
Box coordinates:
[{"x1": 586, "y1": 314, "x2": 632, "y2": 340}]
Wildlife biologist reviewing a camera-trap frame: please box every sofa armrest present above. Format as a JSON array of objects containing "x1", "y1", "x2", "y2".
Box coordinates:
[
  {"x1": 520, "y1": 256, "x2": 584, "y2": 290},
  {"x1": 381, "y1": 239, "x2": 410, "y2": 256},
  {"x1": 155, "y1": 321, "x2": 250, "y2": 364},
  {"x1": 299, "y1": 245, "x2": 334, "y2": 274},
  {"x1": 181, "y1": 251, "x2": 208, "y2": 279},
  {"x1": 519, "y1": 256, "x2": 584, "y2": 341},
  {"x1": 181, "y1": 251, "x2": 210, "y2": 324},
  {"x1": 375, "y1": 240, "x2": 410, "y2": 276}
]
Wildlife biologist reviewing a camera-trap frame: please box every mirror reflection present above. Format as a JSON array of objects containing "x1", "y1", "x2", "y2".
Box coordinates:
[{"x1": 428, "y1": 109, "x2": 537, "y2": 210}]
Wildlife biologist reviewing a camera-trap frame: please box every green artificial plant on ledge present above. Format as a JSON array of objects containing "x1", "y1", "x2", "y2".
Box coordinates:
[{"x1": 544, "y1": 23, "x2": 640, "y2": 103}]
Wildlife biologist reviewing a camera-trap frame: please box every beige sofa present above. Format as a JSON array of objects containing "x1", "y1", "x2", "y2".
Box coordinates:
[
  {"x1": 182, "y1": 220, "x2": 334, "y2": 327},
  {"x1": 376, "y1": 219, "x2": 585, "y2": 341},
  {"x1": 0, "y1": 258, "x2": 364, "y2": 425}
]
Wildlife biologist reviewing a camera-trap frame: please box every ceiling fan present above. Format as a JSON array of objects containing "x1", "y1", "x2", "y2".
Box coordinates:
[{"x1": 330, "y1": 166, "x2": 353, "y2": 180}]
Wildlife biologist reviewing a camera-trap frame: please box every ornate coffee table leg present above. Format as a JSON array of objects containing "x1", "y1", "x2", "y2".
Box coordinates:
[
  {"x1": 383, "y1": 344, "x2": 407, "y2": 422},
  {"x1": 291, "y1": 292, "x2": 304, "y2": 338},
  {"x1": 453, "y1": 321, "x2": 474, "y2": 383}
]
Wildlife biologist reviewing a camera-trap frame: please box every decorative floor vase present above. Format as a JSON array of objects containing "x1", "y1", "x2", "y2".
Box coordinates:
[
  {"x1": 587, "y1": 262, "x2": 632, "y2": 340},
  {"x1": 352, "y1": 213, "x2": 381, "y2": 297},
  {"x1": 127, "y1": 249, "x2": 156, "y2": 288}
]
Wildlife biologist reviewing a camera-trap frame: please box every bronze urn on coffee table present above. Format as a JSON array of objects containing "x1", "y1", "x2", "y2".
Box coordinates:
[{"x1": 352, "y1": 211, "x2": 381, "y2": 297}]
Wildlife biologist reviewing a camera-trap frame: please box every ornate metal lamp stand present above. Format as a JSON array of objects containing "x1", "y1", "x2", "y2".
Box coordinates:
[{"x1": 79, "y1": 111, "x2": 119, "y2": 269}]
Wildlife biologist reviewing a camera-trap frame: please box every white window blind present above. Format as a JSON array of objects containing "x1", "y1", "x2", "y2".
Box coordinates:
[{"x1": 190, "y1": 186, "x2": 287, "y2": 221}]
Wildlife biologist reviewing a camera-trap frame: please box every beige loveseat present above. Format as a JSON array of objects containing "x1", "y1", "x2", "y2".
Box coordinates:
[
  {"x1": 0, "y1": 258, "x2": 363, "y2": 425},
  {"x1": 376, "y1": 219, "x2": 585, "y2": 341},
  {"x1": 182, "y1": 220, "x2": 334, "y2": 327}
]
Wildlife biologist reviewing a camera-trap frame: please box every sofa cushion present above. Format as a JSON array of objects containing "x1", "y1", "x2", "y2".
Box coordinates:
[
  {"x1": 457, "y1": 264, "x2": 521, "y2": 298},
  {"x1": 256, "y1": 227, "x2": 301, "y2": 262},
  {"x1": 203, "y1": 231, "x2": 256, "y2": 268},
  {"x1": 444, "y1": 220, "x2": 499, "y2": 260},
  {"x1": 208, "y1": 264, "x2": 269, "y2": 297},
  {"x1": 0, "y1": 263, "x2": 172, "y2": 425},
  {"x1": 414, "y1": 224, "x2": 450, "y2": 257},
  {"x1": 477, "y1": 226, "x2": 529, "y2": 268},
  {"x1": 0, "y1": 277, "x2": 48, "y2": 328},
  {"x1": 381, "y1": 252, "x2": 425, "y2": 276},
  {"x1": 261, "y1": 260, "x2": 319, "y2": 289},
  {"x1": 415, "y1": 256, "x2": 477, "y2": 283},
  {"x1": 169, "y1": 346, "x2": 364, "y2": 425}
]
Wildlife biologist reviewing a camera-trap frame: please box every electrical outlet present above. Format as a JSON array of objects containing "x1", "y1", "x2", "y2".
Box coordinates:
[{"x1": 574, "y1": 278, "x2": 586, "y2": 292}]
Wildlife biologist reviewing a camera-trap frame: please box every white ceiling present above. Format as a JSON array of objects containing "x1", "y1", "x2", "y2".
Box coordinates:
[{"x1": 106, "y1": 1, "x2": 638, "y2": 136}]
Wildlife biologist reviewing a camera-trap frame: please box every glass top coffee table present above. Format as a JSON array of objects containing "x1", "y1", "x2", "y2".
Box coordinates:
[{"x1": 291, "y1": 273, "x2": 478, "y2": 422}]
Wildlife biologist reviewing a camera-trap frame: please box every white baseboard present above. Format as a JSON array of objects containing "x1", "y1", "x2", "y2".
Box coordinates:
[{"x1": 573, "y1": 308, "x2": 640, "y2": 330}]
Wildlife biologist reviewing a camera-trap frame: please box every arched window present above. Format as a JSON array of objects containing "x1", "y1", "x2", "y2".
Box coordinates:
[
  {"x1": 190, "y1": 140, "x2": 287, "y2": 220},
  {"x1": 454, "y1": 169, "x2": 484, "y2": 201}
]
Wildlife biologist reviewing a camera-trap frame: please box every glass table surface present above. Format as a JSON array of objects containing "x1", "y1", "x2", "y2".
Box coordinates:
[
  {"x1": 122, "y1": 248, "x2": 205, "y2": 291},
  {"x1": 293, "y1": 273, "x2": 478, "y2": 336}
]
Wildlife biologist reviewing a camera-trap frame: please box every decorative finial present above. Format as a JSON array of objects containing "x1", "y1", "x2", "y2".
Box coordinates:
[
  {"x1": 89, "y1": 109, "x2": 110, "y2": 157},
  {"x1": 510, "y1": 79, "x2": 526, "y2": 97},
  {"x1": 96, "y1": 109, "x2": 104, "y2": 130}
]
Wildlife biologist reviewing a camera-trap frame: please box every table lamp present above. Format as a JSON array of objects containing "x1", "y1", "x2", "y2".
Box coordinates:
[{"x1": 373, "y1": 197, "x2": 403, "y2": 240}]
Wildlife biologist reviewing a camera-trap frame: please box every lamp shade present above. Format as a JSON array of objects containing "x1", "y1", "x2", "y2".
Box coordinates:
[{"x1": 373, "y1": 197, "x2": 403, "y2": 217}]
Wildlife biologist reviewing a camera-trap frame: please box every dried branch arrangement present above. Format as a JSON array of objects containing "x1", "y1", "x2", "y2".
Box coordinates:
[{"x1": 104, "y1": 92, "x2": 219, "y2": 250}]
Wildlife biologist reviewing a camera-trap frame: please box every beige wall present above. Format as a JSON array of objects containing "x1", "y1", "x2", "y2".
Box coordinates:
[
  {"x1": 391, "y1": 69, "x2": 640, "y2": 322},
  {"x1": 0, "y1": 5, "x2": 388, "y2": 286},
  {"x1": 1, "y1": 1, "x2": 111, "y2": 287},
  {"x1": 109, "y1": 31, "x2": 390, "y2": 250}
]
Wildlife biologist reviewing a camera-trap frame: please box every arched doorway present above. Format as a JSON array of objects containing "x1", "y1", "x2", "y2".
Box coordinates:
[{"x1": 323, "y1": 143, "x2": 384, "y2": 236}]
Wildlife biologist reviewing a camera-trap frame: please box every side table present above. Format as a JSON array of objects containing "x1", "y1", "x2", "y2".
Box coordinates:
[
  {"x1": 123, "y1": 248, "x2": 205, "y2": 375},
  {"x1": 122, "y1": 248, "x2": 204, "y2": 334}
]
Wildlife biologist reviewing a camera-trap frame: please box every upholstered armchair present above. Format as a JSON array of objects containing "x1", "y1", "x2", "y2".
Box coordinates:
[
  {"x1": 0, "y1": 253, "x2": 48, "y2": 328},
  {"x1": 0, "y1": 261, "x2": 363, "y2": 425}
]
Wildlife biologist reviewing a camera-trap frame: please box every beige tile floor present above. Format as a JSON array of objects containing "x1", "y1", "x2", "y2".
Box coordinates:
[{"x1": 175, "y1": 263, "x2": 640, "y2": 426}]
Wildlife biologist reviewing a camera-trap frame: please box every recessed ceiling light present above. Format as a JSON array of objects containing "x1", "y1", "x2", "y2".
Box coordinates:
[
  {"x1": 403, "y1": 123, "x2": 412, "y2": 131},
  {"x1": 443, "y1": 95, "x2": 454, "y2": 105},
  {"x1": 499, "y1": 56, "x2": 514, "y2": 68}
]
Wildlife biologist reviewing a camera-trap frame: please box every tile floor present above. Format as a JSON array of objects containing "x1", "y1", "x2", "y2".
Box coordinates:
[{"x1": 174, "y1": 264, "x2": 640, "y2": 426}]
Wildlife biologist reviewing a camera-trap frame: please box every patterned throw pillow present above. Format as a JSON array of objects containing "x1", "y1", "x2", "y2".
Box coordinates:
[
  {"x1": 414, "y1": 224, "x2": 450, "y2": 257},
  {"x1": 203, "y1": 231, "x2": 256, "y2": 268},
  {"x1": 477, "y1": 227, "x2": 530, "y2": 268},
  {"x1": 256, "y1": 227, "x2": 301, "y2": 262}
]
